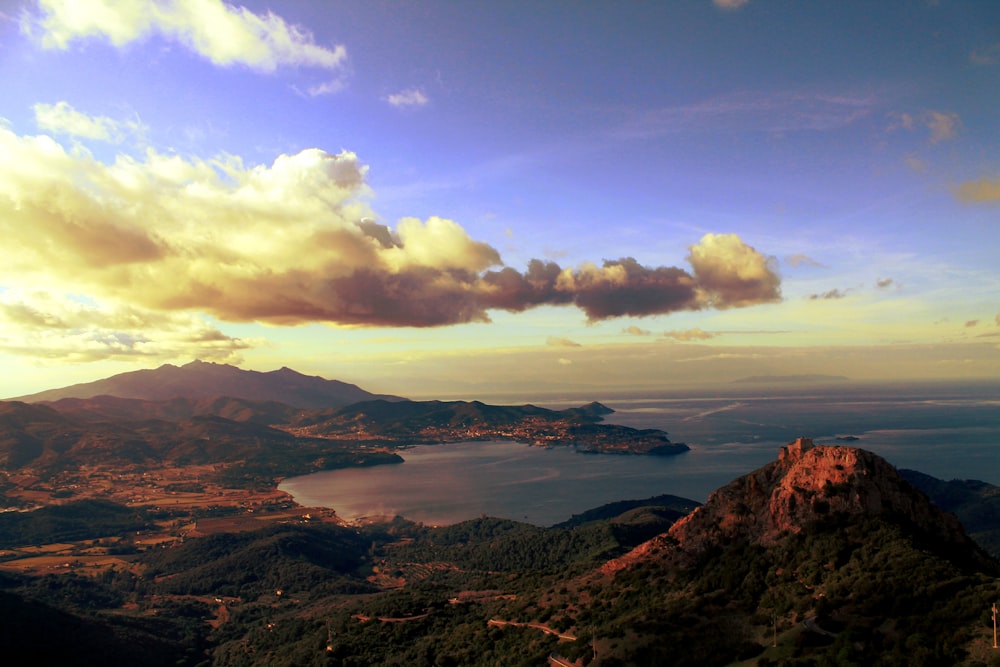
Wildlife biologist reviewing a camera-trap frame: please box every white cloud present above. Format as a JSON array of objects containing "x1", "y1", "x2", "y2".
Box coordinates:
[
  {"x1": 33, "y1": 101, "x2": 144, "y2": 143},
  {"x1": 614, "y1": 90, "x2": 874, "y2": 140},
  {"x1": 24, "y1": 0, "x2": 347, "y2": 73},
  {"x1": 306, "y1": 78, "x2": 347, "y2": 97},
  {"x1": 385, "y1": 89, "x2": 429, "y2": 108}
]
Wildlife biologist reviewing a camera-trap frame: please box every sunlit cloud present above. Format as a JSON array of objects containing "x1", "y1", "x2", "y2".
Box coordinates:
[
  {"x1": 557, "y1": 358, "x2": 573, "y2": 366},
  {"x1": 925, "y1": 110, "x2": 960, "y2": 144},
  {"x1": 954, "y1": 175, "x2": 1000, "y2": 203},
  {"x1": 385, "y1": 89, "x2": 429, "y2": 108},
  {"x1": 22, "y1": 0, "x2": 347, "y2": 73},
  {"x1": 970, "y1": 43, "x2": 1000, "y2": 65},
  {"x1": 686, "y1": 233, "x2": 781, "y2": 309},
  {"x1": 0, "y1": 289, "x2": 254, "y2": 362},
  {"x1": 887, "y1": 110, "x2": 960, "y2": 143},
  {"x1": 886, "y1": 111, "x2": 915, "y2": 132},
  {"x1": 964, "y1": 320, "x2": 979, "y2": 328},
  {"x1": 664, "y1": 328, "x2": 715, "y2": 341},
  {"x1": 786, "y1": 253, "x2": 824, "y2": 268},
  {"x1": 713, "y1": 0, "x2": 749, "y2": 10},
  {"x1": 675, "y1": 352, "x2": 765, "y2": 363},
  {"x1": 904, "y1": 154, "x2": 928, "y2": 173},
  {"x1": 0, "y1": 127, "x2": 782, "y2": 334},
  {"x1": 546, "y1": 336, "x2": 581, "y2": 348},
  {"x1": 622, "y1": 326, "x2": 651, "y2": 336},
  {"x1": 33, "y1": 101, "x2": 145, "y2": 143}
]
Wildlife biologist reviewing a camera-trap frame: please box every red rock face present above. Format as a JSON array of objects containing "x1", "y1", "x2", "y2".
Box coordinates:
[
  {"x1": 602, "y1": 438, "x2": 974, "y2": 575},
  {"x1": 669, "y1": 438, "x2": 970, "y2": 553}
]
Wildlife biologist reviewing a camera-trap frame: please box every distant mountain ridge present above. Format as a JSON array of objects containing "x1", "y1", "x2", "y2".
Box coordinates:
[
  {"x1": 731, "y1": 373, "x2": 849, "y2": 384},
  {"x1": 10, "y1": 360, "x2": 405, "y2": 409}
]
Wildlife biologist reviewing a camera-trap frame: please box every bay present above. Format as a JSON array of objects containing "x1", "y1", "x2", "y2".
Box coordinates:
[{"x1": 279, "y1": 381, "x2": 1000, "y2": 527}]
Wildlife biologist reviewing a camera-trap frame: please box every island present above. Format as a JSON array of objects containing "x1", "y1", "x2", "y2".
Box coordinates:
[{"x1": 279, "y1": 399, "x2": 688, "y2": 456}]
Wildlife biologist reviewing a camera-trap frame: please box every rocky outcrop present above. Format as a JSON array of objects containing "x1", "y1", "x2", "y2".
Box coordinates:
[{"x1": 603, "y1": 438, "x2": 982, "y2": 574}]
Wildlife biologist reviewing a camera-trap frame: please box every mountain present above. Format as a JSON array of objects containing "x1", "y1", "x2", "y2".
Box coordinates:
[
  {"x1": 9, "y1": 360, "x2": 405, "y2": 408},
  {"x1": 584, "y1": 438, "x2": 999, "y2": 665},
  {"x1": 43, "y1": 394, "x2": 301, "y2": 425},
  {"x1": 900, "y1": 468, "x2": 1000, "y2": 559},
  {"x1": 604, "y1": 438, "x2": 988, "y2": 574},
  {"x1": 0, "y1": 399, "x2": 402, "y2": 483}
]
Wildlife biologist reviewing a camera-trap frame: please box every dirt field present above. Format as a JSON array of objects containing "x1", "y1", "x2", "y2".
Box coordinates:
[{"x1": 0, "y1": 460, "x2": 343, "y2": 575}]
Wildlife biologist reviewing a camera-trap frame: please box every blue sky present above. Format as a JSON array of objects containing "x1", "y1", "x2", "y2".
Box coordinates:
[{"x1": 0, "y1": 0, "x2": 998, "y2": 399}]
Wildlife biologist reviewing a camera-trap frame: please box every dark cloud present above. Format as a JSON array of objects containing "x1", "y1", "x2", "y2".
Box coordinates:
[
  {"x1": 876, "y1": 277, "x2": 894, "y2": 289},
  {"x1": 559, "y1": 259, "x2": 700, "y2": 320},
  {"x1": 355, "y1": 219, "x2": 401, "y2": 249},
  {"x1": 810, "y1": 289, "x2": 848, "y2": 300}
]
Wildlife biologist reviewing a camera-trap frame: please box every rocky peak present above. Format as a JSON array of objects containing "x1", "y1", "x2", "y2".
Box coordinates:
[
  {"x1": 668, "y1": 439, "x2": 971, "y2": 555},
  {"x1": 603, "y1": 439, "x2": 978, "y2": 575}
]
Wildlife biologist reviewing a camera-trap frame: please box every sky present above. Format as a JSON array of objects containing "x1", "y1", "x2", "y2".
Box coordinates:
[{"x1": 0, "y1": 0, "x2": 999, "y2": 400}]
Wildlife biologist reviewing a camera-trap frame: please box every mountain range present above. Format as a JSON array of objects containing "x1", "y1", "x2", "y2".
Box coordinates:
[{"x1": 9, "y1": 360, "x2": 405, "y2": 408}]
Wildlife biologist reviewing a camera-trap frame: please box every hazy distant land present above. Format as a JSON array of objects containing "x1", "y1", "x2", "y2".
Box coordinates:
[{"x1": 731, "y1": 373, "x2": 850, "y2": 384}]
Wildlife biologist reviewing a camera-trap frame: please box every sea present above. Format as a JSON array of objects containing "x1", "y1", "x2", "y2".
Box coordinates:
[{"x1": 278, "y1": 380, "x2": 1000, "y2": 527}]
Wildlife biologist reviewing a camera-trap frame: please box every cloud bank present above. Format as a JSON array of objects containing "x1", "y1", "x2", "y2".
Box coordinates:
[
  {"x1": 0, "y1": 289, "x2": 253, "y2": 362},
  {"x1": 0, "y1": 124, "x2": 781, "y2": 359}
]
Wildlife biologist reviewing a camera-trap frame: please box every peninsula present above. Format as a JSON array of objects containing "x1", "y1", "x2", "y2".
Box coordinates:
[{"x1": 0, "y1": 363, "x2": 686, "y2": 516}]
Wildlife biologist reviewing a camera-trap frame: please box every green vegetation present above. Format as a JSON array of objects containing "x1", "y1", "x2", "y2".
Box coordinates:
[
  {"x1": 0, "y1": 493, "x2": 996, "y2": 666},
  {"x1": 0, "y1": 499, "x2": 151, "y2": 549}
]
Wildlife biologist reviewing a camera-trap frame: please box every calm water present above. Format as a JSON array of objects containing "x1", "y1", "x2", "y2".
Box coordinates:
[{"x1": 279, "y1": 381, "x2": 1000, "y2": 527}]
